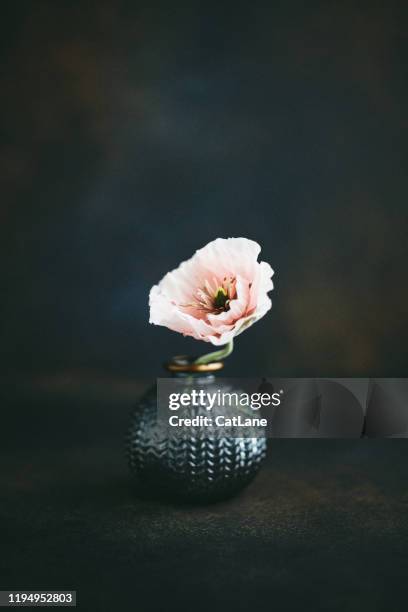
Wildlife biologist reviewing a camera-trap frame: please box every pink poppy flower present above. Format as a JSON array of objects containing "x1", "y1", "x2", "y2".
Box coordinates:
[{"x1": 149, "y1": 237, "x2": 274, "y2": 347}]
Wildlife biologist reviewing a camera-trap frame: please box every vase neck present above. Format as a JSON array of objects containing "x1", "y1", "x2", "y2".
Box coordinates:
[{"x1": 164, "y1": 355, "x2": 224, "y2": 377}]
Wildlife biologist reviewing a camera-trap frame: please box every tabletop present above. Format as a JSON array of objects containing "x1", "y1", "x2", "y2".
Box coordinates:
[{"x1": 1, "y1": 374, "x2": 408, "y2": 611}]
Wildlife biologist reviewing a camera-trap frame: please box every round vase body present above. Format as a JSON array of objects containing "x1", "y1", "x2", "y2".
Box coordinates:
[{"x1": 127, "y1": 364, "x2": 267, "y2": 503}]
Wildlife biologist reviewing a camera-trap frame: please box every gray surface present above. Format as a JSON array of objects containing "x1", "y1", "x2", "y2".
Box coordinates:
[{"x1": 1, "y1": 378, "x2": 408, "y2": 611}]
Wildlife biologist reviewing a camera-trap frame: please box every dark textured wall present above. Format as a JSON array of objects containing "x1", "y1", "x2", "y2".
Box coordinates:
[{"x1": 1, "y1": 1, "x2": 407, "y2": 379}]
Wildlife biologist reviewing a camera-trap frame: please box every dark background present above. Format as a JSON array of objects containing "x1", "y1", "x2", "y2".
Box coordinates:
[
  {"x1": 1, "y1": 3, "x2": 408, "y2": 610},
  {"x1": 1, "y1": 0, "x2": 407, "y2": 382}
]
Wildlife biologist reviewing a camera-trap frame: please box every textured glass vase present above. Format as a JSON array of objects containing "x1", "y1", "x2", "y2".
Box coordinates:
[{"x1": 127, "y1": 356, "x2": 267, "y2": 503}]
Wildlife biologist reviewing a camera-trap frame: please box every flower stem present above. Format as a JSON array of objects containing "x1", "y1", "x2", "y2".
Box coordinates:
[{"x1": 194, "y1": 339, "x2": 234, "y2": 365}]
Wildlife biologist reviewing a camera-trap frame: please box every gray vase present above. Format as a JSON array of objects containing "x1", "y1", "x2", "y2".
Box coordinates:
[{"x1": 127, "y1": 356, "x2": 267, "y2": 503}]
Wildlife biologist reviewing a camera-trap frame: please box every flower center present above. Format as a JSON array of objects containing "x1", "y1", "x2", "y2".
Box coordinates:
[
  {"x1": 213, "y1": 287, "x2": 229, "y2": 310},
  {"x1": 180, "y1": 276, "x2": 237, "y2": 315}
]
